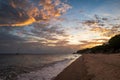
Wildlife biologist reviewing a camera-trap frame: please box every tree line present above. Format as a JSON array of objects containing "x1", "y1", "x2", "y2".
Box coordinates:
[{"x1": 76, "y1": 34, "x2": 120, "y2": 54}]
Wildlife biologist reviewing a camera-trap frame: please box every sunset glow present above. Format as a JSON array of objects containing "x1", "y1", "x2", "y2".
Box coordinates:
[{"x1": 0, "y1": 0, "x2": 120, "y2": 53}]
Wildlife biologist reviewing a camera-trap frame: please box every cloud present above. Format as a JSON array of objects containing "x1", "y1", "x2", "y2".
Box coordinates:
[
  {"x1": 80, "y1": 40, "x2": 104, "y2": 49},
  {"x1": 0, "y1": 27, "x2": 24, "y2": 42},
  {"x1": 0, "y1": 22, "x2": 75, "y2": 54},
  {"x1": 0, "y1": 39, "x2": 77, "y2": 54},
  {"x1": 90, "y1": 27, "x2": 109, "y2": 33},
  {"x1": 103, "y1": 26, "x2": 120, "y2": 37},
  {"x1": 90, "y1": 26, "x2": 120, "y2": 37},
  {"x1": 79, "y1": 36, "x2": 111, "y2": 49},
  {"x1": 0, "y1": 0, "x2": 71, "y2": 27},
  {"x1": 83, "y1": 20, "x2": 97, "y2": 26},
  {"x1": 92, "y1": 38, "x2": 108, "y2": 42},
  {"x1": 0, "y1": 27, "x2": 26, "y2": 53},
  {"x1": 46, "y1": 39, "x2": 69, "y2": 47},
  {"x1": 82, "y1": 14, "x2": 120, "y2": 38},
  {"x1": 82, "y1": 15, "x2": 109, "y2": 27},
  {"x1": 0, "y1": 0, "x2": 72, "y2": 54},
  {"x1": 24, "y1": 23, "x2": 69, "y2": 42},
  {"x1": 0, "y1": 0, "x2": 34, "y2": 26}
]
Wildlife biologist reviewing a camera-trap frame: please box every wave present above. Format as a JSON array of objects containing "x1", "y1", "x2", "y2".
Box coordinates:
[{"x1": 17, "y1": 55, "x2": 80, "y2": 80}]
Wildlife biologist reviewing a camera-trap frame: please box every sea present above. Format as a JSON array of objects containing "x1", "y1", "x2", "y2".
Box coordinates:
[{"x1": 0, "y1": 54, "x2": 80, "y2": 80}]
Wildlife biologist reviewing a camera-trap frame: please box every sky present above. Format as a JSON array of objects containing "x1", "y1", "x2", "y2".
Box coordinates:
[{"x1": 0, "y1": 0, "x2": 120, "y2": 54}]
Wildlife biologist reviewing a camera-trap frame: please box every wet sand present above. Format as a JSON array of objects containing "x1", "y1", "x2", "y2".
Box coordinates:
[{"x1": 54, "y1": 54, "x2": 120, "y2": 80}]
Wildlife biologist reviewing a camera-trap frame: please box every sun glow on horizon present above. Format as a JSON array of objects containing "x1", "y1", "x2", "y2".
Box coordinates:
[{"x1": 0, "y1": 0, "x2": 120, "y2": 53}]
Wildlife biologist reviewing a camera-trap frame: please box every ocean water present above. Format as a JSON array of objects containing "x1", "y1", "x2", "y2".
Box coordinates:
[{"x1": 0, "y1": 54, "x2": 80, "y2": 80}]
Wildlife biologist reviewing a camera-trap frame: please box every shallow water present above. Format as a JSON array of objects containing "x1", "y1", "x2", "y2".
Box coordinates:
[{"x1": 0, "y1": 54, "x2": 80, "y2": 80}]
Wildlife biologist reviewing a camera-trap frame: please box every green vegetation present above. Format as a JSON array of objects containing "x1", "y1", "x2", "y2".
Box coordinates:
[{"x1": 76, "y1": 34, "x2": 120, "y2": 54}]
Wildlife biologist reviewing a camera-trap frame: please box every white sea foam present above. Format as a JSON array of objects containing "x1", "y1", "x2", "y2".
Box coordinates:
[{"x1": 17, "y1": 55, "x2": 80, "y2": 80}]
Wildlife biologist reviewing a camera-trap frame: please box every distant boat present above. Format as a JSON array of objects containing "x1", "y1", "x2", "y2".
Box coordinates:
[
  {"x1": 16, "y1": 46, "x2": 20, "y2": 55},
  {"x1": 16, "y1": 53, "x2": 19, "y2": 55}
]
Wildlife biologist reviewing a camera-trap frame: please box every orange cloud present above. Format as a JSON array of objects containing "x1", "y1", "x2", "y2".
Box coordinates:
[
  {"x1": 82, "y1": 16, "x2": 120, "y2": 38},
  {"x1": 0, "y1": 17, "x2": 36, "y2": 27},
  {"x1": 80, "y1": 41, "x2": 104, "y2": 49},
  {"x1": 79, "y1": 37, "x2": 109, "y2": 49},
  {"x1": 91, "y1": 26, "x2": 120, "y2": 38},
  {"x1": 0, "y1": 0, "x2": 71, "y2": 27},
  {"x1": 91, "y1": 27, "x2": 108, "y2": 32},
  {"x1": 37, "y1": 0, "x2": 72, "y2": 20}
]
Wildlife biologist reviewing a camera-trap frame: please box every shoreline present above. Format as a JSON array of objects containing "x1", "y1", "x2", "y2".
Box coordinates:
[
  {"x1": 54, "y1": 54, "x2": 120, "y2": 80},
  {"x1": 54, "y1": 55, "x2": 92, "y2": 80},
  {"x1": 16, "y1": 54, "x2": 80, "y2": 80}
]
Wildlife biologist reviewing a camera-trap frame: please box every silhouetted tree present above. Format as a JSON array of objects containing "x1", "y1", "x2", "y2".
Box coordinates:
[
  {"x1": 108, "y1": 34, "x2": 120, "y2": 50},
  {"x1": 76, "y1": 34, "x2": 120, "y2": 54}
]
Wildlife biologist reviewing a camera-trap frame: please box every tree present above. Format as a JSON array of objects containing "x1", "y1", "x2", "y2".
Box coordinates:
[{"x1": 108, "y1": 34, "x2": 120, "y2": 50}]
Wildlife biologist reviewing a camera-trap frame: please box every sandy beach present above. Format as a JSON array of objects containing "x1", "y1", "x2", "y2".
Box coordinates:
[{"x1": 54, "y1": 54, "x2": 120, "y2": 80}]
